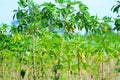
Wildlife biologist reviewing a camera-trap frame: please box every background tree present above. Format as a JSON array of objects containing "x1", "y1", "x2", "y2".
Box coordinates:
[
  {"x1": 13, "y1": 0, "x2": 102, "y2": 34},
  {"x1": 111, "y1": 0, "x2": 120, "y2": 31}
]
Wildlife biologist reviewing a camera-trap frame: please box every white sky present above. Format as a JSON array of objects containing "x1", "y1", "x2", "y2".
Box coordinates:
[{"x1": 0, "y1": 0, "x2": 118, "y2": 25}]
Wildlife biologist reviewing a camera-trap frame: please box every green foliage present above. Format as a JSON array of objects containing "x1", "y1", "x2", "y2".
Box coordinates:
[
  {"x1": 112, "y1": 0, "x2": 120, "y2": 31},
  {"x1": 0, "y1": 0, "x2": 120, "y2": 80},
  {"x1": 13, "y1": 0, "x2": 41, "y2": 32},
  {"x1": 13, "y1": 0, "x2": 104, "y2": 34},
  {"x1": 114, "y1": 18, "x2": 120, "y2": 31},
  {"x1": 111, "y1": 0, "x2": 120, "y2": 13}
]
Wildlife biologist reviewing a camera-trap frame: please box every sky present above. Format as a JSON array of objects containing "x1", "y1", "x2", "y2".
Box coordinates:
[{"x1": 0, "y1": 0, "x2": 118, "y2": 25}]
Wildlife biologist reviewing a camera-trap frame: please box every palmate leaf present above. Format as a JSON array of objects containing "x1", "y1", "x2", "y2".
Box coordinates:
[
  {"x1": 111, "y1": 1, "x2": 120, "y2": 13},
  {"x1": 17, "y1": 0, "x2": 28, "y2": 8},
  {"x1": 113, "y1": 5, "x2": 120, "y2": 13},
  {"x1": 114, "y1": 18, "x2": 120, "y2": 31}
]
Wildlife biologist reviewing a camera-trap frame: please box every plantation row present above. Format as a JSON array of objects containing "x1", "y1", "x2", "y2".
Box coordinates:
[{"x1": 0, "y1": 28, "x2": 120, "y2": 80}]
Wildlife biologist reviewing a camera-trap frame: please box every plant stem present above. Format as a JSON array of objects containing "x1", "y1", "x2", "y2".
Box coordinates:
[
  {"x1": 54, "y1": 35, "x2": 64, "y2": 80},
  {"x1": 68, "y1": 61, "x2": 70, "y2": 80},
  {"x1": 40, "y1": 58, "x2": 44, "y2": 80},
  {"x1": 107, "y1": 59, "x2": 110, "y2": 80},
  {"x1": 101, "y1": 54, "x2": 103, "y2": 80},
  {"x1": 32, "y1": 35, "x2": 36, "y2": 80},
  {"x1": 2, "y1": 49, "x2": 4, "y2": 80},
  {"x1": 77, "y1": 52, "x2": 81, "y2": 80}
]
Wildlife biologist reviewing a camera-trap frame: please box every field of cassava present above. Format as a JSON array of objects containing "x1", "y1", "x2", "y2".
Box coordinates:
[{"x1": 0, "y1": 0, "x2": 120, "y2": 80}]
